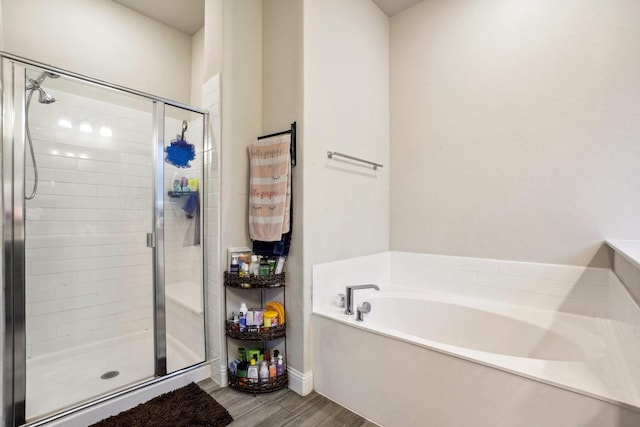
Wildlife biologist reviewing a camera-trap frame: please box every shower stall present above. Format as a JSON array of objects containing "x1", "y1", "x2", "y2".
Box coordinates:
[{"x1": 1, "y1": 54, "x2": 209, "y2": 425}]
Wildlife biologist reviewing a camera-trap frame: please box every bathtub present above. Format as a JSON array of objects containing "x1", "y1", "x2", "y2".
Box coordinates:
[
  {"x1": 365, "y1": 293, "x2": 605, "y2": 362},
  {"x1": 312, "y1": 277, "x2": 640, "y2": 426}
]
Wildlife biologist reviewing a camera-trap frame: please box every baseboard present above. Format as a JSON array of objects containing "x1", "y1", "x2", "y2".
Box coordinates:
[
  {"x1": 287, "y1": 366, "x2": 313, "y2": 396},
  {"x1": 210, "y1": 357, "x2": 227, "y2": 386}
]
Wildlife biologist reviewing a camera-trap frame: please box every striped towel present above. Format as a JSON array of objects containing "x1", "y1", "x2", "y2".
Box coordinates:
[{"x1": 248, "y1": 134, "x2": 291, "y2": 242}]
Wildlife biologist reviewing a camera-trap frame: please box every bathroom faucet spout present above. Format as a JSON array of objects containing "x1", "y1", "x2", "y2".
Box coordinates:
[{"x1": 345, "y1": 284, "x2": 380, "y2": 315}]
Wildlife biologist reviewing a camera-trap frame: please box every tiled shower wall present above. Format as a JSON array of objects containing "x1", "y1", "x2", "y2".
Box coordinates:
[
  {"x1": 24, "y1": 88, "x2": 203, "y2": 359},
  {"x1": 25, "y1": 92, "x2": 154, "y2": 359},
  {"x1": 202, "y1": 74, "x2": 222, "y2": 374}
]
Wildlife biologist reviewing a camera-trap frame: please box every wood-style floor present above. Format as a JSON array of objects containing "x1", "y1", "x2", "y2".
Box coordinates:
[{"x1": 198, "y1": 379, "x2": 379, "y2": 427}]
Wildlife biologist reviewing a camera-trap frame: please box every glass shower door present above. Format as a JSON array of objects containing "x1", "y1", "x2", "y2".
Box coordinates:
[
  {"x1": 163, "y1": 104, "x2": 206, "y2": 374},
  {"x1": 19, "y1": 64, "x2": 157, "y2": 421},
  {"x1": 3, "y1": 55, "x2": 208, "y2": 426}
]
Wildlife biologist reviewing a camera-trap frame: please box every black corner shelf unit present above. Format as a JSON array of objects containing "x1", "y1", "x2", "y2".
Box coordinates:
[{"x1": 224, "y1": 272, "x2": 288, "y2": 393}]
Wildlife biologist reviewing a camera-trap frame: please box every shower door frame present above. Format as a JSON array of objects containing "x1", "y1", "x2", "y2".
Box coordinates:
[{"x1": 1, "y1": 53, "x2": 209, "y2": 427}]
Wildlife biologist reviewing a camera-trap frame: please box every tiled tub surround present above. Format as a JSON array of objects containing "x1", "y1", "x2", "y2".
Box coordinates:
[{"x1": 312, "y1": 252, "x2": 640, "y2": 427}]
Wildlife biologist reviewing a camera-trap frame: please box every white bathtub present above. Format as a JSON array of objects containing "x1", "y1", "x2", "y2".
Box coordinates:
[
  {"x1": 367, "y1": 293, "x2": 605, "y2": 362},
  {"x1": 312, "y1": 288, "x2": 640, "y2": 427}
]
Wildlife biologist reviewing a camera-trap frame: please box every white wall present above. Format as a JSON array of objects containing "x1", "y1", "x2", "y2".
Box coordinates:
[
  {"x1": 302, "y1": 0, "x2": 390, "y2": 375},
  {"x1": 390, "y1": 0, "x2": 640, "y2": 267},
  {"x1": 215, "y1": 0, "x2": 307, "y2": 390},
  {"x1": 191, "y1": 27, "x2": 205, "y2": 107},
  {"x1": 303, "y1": 0, "x2": 390, "y2": 263},
  {"x1": 218, "y1": 0, "x2": 263, "y2": 383},
  {"x1": 221, "y1": 0, "x2": 262, "y2": 252},
  {"x1": 219, "y1": 0, "x2": 389, "y2": 390},
  {"x1": 204, "y1": 0, "x2": 223, "y2": 80},
  {"x1": 2, "y1": 0, "x2": 193, "y2": 103},
  {"x1": 262, "y1": 0, "x2": 304, "y2": 391}
]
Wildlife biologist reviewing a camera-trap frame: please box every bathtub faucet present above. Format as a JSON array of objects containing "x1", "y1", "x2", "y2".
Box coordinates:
[{"x1": 345, "y1": 284, "x2": 380, "y2": 315}]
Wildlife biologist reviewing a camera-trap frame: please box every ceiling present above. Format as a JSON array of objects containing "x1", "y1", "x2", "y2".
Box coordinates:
[
  {"x1": 112, "y1": 0, "x2": 204, "y2": 35},
  {"x1": 372, "y1": 0, "x2": 423, "y2": 16},
  {"x1": 111, "y1": 0, "x2": 421, "y2": 36}
]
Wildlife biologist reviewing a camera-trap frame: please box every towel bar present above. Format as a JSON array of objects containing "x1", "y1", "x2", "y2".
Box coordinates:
[{"x1": 327, "y1": 151, "x2": 383, "y2": 170}]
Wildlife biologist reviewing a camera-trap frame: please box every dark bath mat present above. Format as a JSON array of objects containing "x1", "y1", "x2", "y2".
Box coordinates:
[{"x1": 90, "y1": 382, "x2": 233, "y2": 427}]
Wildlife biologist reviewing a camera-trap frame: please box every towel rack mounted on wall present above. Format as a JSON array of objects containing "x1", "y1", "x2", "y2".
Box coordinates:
[
  {"x1": 327, "y1": 151, "x2": 383, "y2": 171},
  {"x1": 257, "y1": 122, "x2": 297, "y2": 167}
]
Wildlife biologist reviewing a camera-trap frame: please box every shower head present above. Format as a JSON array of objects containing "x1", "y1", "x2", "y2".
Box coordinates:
[
  {"x1": 27, "y1": 71, "x2": 60, "y2": 104},
  {"x1": 37, "y1": 87, "x2": 56, "y2": 104},
  {"x1": 25, "y1": 70, "x2": 60, "y2": 200}
]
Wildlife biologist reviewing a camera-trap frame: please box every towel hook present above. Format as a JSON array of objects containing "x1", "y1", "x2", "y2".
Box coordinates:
[{"x1": 181, "y1": 120, "x2": 188, "y2": 141}]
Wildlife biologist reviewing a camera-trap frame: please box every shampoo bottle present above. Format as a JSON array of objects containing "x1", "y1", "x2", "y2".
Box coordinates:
[
  {"x1": 239, "y1": 302, "x2": 248, "y2": 316},
  {"x1": 237, "y1": 361, "x2": 248, "y2": 378},
  {"x1": 239, "y1": 304, "x2": 247, "y2": 332},
  {"x1": 240, "y1": 263, "x2": 250, "y2": 278},
  {"x1": 239, "y1": 312, "x2": 246, "y2": 332},
  {"x1": 247, "y1": 359, "x2": 259, "y2": 383},
  {"x1": 276, "y1": 354, "x2": 284, "y2": 376},
  {"x1": 269, "y1": 360, "x2": 277, "y2": 379},
  {"x1": 250, "y1": 255, "x2": 260, "y2": 276},
  {"x1": 232, "y1": 312, "x2": 239, "y2": 331},
  {"x1": 230, "y1": 255, "x2": 239, "y2": 274},
  {"x1": 229, "y1": 255, "x2": 240, "y2": 274},
  {"x1": 259, "y1": 361, "x2": 269, "y2": 382}
]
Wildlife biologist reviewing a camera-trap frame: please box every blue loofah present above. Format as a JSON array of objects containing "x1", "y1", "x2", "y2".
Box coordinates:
[{"x1": 164, "y1": 135, "x2": 195, "y2": 168}]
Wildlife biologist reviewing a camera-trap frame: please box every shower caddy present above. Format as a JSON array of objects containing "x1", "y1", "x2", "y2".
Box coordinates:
[{"x1": 224, "y1": 272, "x2": 288, "y2": 393}]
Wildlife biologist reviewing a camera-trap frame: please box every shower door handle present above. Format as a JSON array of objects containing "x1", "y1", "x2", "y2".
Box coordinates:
[{"x1": 146, "y1": 232, "x2": 156, "y2": 248}]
